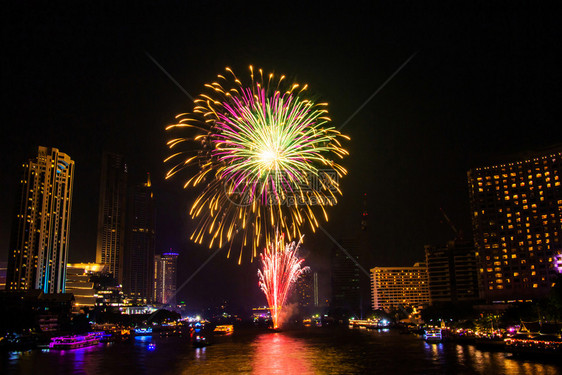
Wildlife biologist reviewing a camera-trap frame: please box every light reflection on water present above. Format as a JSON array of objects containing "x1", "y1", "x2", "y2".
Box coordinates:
[
  {"x1": 2, "y1": 329, "x2": 561, "y2": 375},
  {"x1": 251, "y1": 333, "x2": 315, "y2": 374}
]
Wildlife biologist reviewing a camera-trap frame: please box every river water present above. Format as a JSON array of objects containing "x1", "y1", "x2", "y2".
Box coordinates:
[{"x1": 2, "y1": 327, "x2": 560, "y2": 374}]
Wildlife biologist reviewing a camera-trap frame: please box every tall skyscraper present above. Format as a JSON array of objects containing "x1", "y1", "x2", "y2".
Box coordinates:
[
  {"x1": 96, "y1": 152, "x2": 127, "y2": 284},
  {"x1": 468, "y1": 146, "x2": 561, "y2": 302},
  {"x1": 330, "y1": 238, "x2": 361, "y2": 317},
  {"x1": 0, "y1": 262, "x2": 8, "y2": 290},
  {"x1": 123, "y1": 174, "x2": 155, "y2": 302},
  {"x1": 294, "y1": 271, "x2": 314, "y2": 309},
  {"x1": 7, "y1": 146, "x2": 75, "y2": 293},
  {"x1": 371, "y1": 263, "x2": 430, "y2": 312},
  {"x1": 154, "y1": 252, "x2": 179, "y2": 305},
  {"x1": 313, "y1": 272, "x2": 319, "y2": 307},
  {"x1": 425, "y1": 240, "x2": 479, "y2": 304}
]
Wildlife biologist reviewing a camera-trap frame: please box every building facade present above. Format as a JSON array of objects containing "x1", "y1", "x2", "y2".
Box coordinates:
[
  {"x1": 96, "y1": 152, "x2": 127, "y2": 284},
  {"x1": 425, "y1": 240, "x2": 479, "y2": 304},
  {"x1": 7, "y1": 146, "x2": 74, "y2": 293},
  {"x1": 66, "y1": 263, "x2": 107, "y2": 311},
  {"x1": 0, "y1": 262, "x2": 7, "y2": 290},
  {"x1": 123, "y1": 174, "x2": 155, "y2": 302},
  {"x1": 371, "y1": 263, "x2": 430, "y2": 312},
  {"x1": 468, "y1": 147, "x2": 561, "y2": 302},
  {"x1": 294, "y1": 270, "x2": 314, "y2": 309},
  {"x1": 154, "y1": 252, "x2": 179, "y2": 305},
  {"x1": 331, "y1": 238, "x2": 361, "y2": 317}
]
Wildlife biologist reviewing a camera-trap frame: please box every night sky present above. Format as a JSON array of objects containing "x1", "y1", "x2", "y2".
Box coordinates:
[{"x1": 2, "y1": 2, "x2": 561, "y2": 310}]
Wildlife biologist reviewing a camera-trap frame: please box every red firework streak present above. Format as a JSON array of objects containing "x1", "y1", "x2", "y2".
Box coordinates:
[{"x1": 258, "y1": 232, "x2": 310, "y2": 329}]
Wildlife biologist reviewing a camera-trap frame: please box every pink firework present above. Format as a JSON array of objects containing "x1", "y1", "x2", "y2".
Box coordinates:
[{"x1": 258, "y1": 233, "x2": 309, "y2": 329}]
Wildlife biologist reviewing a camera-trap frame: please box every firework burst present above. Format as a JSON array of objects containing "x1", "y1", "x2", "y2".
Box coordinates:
[
  {"x1": 257, "y1": 232, "x2": 309, "y2": 329},
  {"x1": 165, "y1": 66, "x2": 348, "y2": 262}
]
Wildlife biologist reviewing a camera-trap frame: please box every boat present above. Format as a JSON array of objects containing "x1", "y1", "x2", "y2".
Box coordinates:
[
  {"x1": 424, "y1": 328, "x2": 443, "y2": 343},
  {"x1": 49, "y1": 332, "x2": 103, "y2": 350},
  {"x1": 192, "y1": 333, "x2": 211, "y2": 348},
  {"x1": 100, "y1": 328, "x2": 131, "y2": 343},
  {"x1": 134, "y1": 327, "x2": 153, "y2": 336},
  {"x1": 213, "y1": 325, "x2": 234, "y2": 335},
  {"x1": 505, "y1": 333, "x2": 562, "y2": 356}
]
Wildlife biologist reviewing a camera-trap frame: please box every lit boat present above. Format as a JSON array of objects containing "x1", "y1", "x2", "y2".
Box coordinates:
[
  {"x1": 134, "y1": 327, "x2": 153, "y2": 336},
  {"x1": 505, "y1": 333, "x2": 562, "y2": 356},
  {"x1": 49, "y1": 332, "x2": 103, "y2": 350},
  {"x1": 100, "y1": 328, "x2": 131, "y2": 342},
  {"x1": 213, "y1": 325, "x2": 234, "y2": 335},
  {"x1": 424, "y1": 328, "x2": 443, "y2": 343},
  {"x1": 192, "y1": 334, "x2": 211, "y2": 348}
]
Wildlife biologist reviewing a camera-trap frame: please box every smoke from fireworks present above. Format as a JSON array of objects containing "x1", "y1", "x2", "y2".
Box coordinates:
[
  {"x1": 165, "y1": 66, "x2": 348, "y2": 262},
  {"x1": 257, "y1": 232, "x2": 309, "y2": 329}
]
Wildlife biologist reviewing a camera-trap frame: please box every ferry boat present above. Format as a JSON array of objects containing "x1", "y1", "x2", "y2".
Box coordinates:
[
  {"x1": 49, "y1": 332, "x2": 103, "y2": 350},
  {"x1": 213, "y1": 325, "x2": 234, "y2": 335},
  {"x1": 424, "y1": 328, "x2": 443, "y2": 343}
]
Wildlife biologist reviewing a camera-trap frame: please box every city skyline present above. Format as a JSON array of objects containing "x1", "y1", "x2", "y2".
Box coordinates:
[{"x1": 2, "y1": 3, "x2": 562, "y2": 310}]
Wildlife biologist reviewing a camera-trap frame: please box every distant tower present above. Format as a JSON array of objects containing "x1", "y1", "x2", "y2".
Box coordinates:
[
  {"x1": 330, "y1": 238, "x2": 361, "y2": 317},
  {"x1": 96, "y1": 152, "x2": 127, "y2": 284},
  {"x1": 313, "y1": 272, "x2": 319, "y2": 307},
  {"x1": 154, "y1": 252, "x2": 179, "y2": 305},
  {"x1": 360, "y1": 193, "x2": 368, "y2": 231},
  {"x1": 7, "y1": 146, "x2": 75, "y2": 293},
  {"x1": 123, "y1": 173, "x2": 155, "y2": 302}
]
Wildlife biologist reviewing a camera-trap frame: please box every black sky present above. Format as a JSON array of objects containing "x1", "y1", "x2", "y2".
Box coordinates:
[{"x1": 2, "y1": 2, "x2": 561, "y2": 310}]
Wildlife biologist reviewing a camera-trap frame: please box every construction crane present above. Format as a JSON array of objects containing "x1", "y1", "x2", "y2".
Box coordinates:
[{"x1": 439, "y1": 207, "x2": 463, "y2": 240}]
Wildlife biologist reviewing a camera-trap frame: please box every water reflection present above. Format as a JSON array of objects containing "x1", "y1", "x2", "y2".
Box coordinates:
[
  {"x1": 252, "y1": 333, "x2": 315, "y2": 375},
  {"x1": 194, "y1": 347, "x2": 206, "y2": 361},
  {"x1": 424, "y1": 341, "x2": 445, "y2": 364},
  {"x1": 2, "y1": 330, "x2": 561, "y2": 375}
]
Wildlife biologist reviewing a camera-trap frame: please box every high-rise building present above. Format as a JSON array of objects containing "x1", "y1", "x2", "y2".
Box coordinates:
[
  {"x1": 371, "y1": 263, "x2": 430, "y2": 312},
  {"x1": 294, "y1": 271, "x2": 314, "y2": 309},
  {"x1": 313, "y1": 272, "x2": 319, "y2": 307},
  {"x1": 331, "y1": 238, "x2": 361, "y2": 317},
  {"x1": 123, "y1": 174, "x2": 155, "y2": 302},
  {"x1": 0, "y1": 262, "x2": 8, "y2": 290},
  {"x1": 425, "y1": 240, "x2": 479, "y2": 304},
  {"x1": 467, "y1": 146, "x2": 561, "y2": 302},
  {"x1": 154, "y1": 252, "x2": 179, "y2": 305},
  {"x1": 96, "y1": 152, "x2": 127, "y2": 284},
  {"x1": 7, "y1": 146, "x2": 75, "y2": 293}
]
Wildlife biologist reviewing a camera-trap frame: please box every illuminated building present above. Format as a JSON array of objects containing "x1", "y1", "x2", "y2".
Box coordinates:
[
  {"x1": 331, "y1": 238, "x2": 361, "y2": 317},
  {"x1": 370, "y1": 263, "x2": 430, "y2": 312},
  {"x1": 467, "y1": 146, "x2": 561, "y2": 302},
  {"x1": 96, "y1": 152, "x2": 127, "y2": 284},
  {"x1": 424, "y1": 240, "x2": 479, "y2": 304},
  {"x1": 294, "y1": 271, "x2": 314, "y2": 308},
  {"x1": 154, "y1": 252, "x2": 178, "y2": 305},
  {"x1": 7, "y1": 146, "x2": 74, "y2": 293},
  {"x1": 0, "y1": 262, "x2": 7, "y2": 290},
  {"x1": 123, "y1": 174, "x2": 155, "y2": 302},
  {"x1": 66, "y1": 263, "x2": 107, "y2": 311}
]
